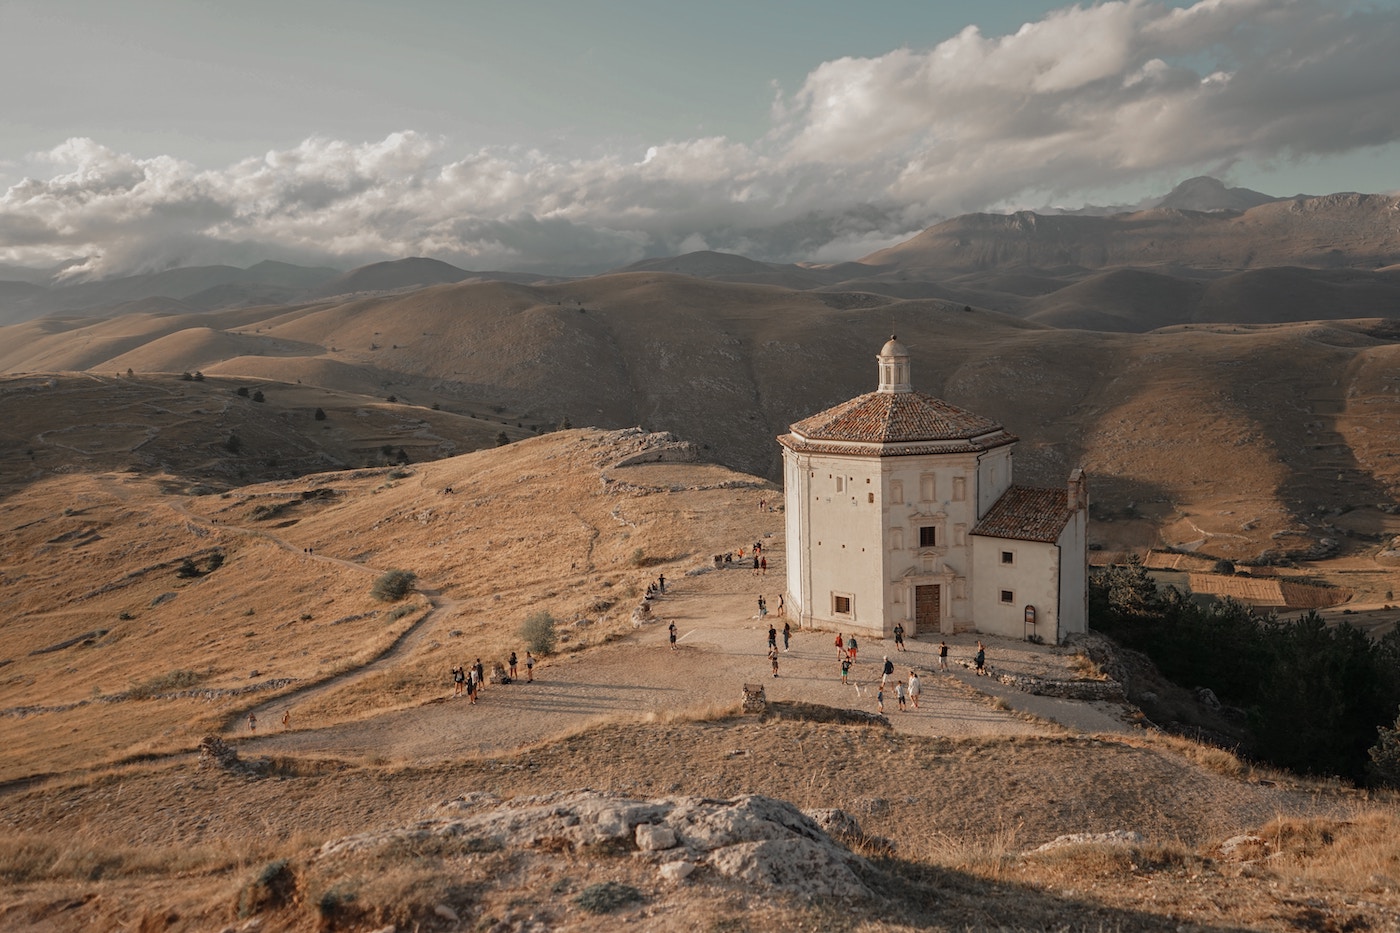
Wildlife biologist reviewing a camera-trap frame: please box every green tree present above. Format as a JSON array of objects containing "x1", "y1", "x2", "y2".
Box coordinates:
[
  {"x1": 236, "y1": 386, "x2": 249, "y2": 397},
  {"x1": 252, "y1": 389, "x2": 265, "y2": 403},
  {"x1": 314, "y1": 407, "x2": 326, "y2": 421},
  {"x1": 520, "y1": 610, "x2": 558, "y2": 655},
  {"x1": 371, "y1": 569, "x2": 416, "y2": 602},
  {"x1": 224, "y1": 433, "x2": 242, "y2": 454}
]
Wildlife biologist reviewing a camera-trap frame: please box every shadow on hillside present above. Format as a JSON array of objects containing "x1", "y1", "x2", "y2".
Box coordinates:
[{"x1": 861, "y1": 854, "x2": 1261, "y2": 931}]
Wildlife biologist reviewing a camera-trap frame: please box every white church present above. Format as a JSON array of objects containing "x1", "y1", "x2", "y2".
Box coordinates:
[{"x1": 778, "y1": 336, "x2": 1088, "y2": 643}]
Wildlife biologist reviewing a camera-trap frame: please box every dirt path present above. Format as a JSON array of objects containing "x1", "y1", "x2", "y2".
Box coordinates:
[{"x1": 241, "y1": 548, "x2": 1133, "y2": 764}]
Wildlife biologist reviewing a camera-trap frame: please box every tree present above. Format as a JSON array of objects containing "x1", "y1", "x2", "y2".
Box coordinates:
[
  {"x1": 395, "y1": 447, "x2": 409, "y2": 464},
  {"x1": 386, "y1": 395, "x2": 397, "y2": 403},
  {"x1": 371, "y1": 569, "x2": 416, "y2": 602},
  {"x1": 558, "y1": 416, "x2": 573, "y2": 431},
  {"x1": 236, "y1": 387, "x2": 250, "y2": 398},
  {"x1": 180, "y1": 371, "x2": 193, "y2": 381},
  {"x1": 252, "y1": 389, "x2": 265, "y2": 403},
  {"x1": 224, "y1": 433, "x2": 242, "y2": 454},
  {"x1": 521, "y1": 610, "x2": 558, "y2": 655},
  {"x1": 314, "y1": 408, "x2": 327, "y2": 421},
  {"x1": 193, "y1": 371, "x2": 204, "y2": 382},
  {"x1": 1369, "y1": 708, "x2": 1400, "y2": 787},
  {"x1": 495, "y1": 431, "x2": 510, "y2": 447}
]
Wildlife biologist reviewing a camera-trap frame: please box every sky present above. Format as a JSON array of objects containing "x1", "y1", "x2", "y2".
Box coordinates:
[{"x1": 1, "y1": 0, "x2": 1398, "y2": 279}]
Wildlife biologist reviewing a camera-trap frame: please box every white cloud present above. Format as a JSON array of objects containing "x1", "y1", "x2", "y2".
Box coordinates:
[{"x1": 1, "y1": 0, "x2": 1397, "y2": 279}]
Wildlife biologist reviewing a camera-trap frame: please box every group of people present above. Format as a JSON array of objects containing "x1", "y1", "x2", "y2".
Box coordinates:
[
  {"x1": 451, "y1": 650, "x2": 535, "y2": 704},
  {"x1": 644, "y1": 574, "x2": 667, "y2": 599}
]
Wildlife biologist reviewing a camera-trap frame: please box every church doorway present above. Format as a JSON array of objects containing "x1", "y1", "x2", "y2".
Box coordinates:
[{"x1": 914, "y1": 584, "x2": 941, "y2": 635}]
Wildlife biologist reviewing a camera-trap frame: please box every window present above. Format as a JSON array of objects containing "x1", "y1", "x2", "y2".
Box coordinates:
[
  {"x1": 891, "y1": 481, "x2": 904, "y2": 504},
  {"x1": 1000, "y1": 590, "x2": 1014, "y2": 604},
  {"x1": 920, "y1": 473, "x2": 935, "y2": 502},
  {"x1": 1001, "y1": 550, "x2": 1014, "y2": 565},
  {"x1": 834, "y1": 594, "x2": 852, "y2": 615},
  {"x1": 867, "y1": 492, "x2": 874, "y2": 503},
  {"x1": 919, "y1": 525, "x2": 937, "y2": 547},
  {"x1": 836, "y1": 476, "x2": 844, "y2": 492},
  {"x1": 953, "y1": 476, "x2": 966, "y2": 501}
]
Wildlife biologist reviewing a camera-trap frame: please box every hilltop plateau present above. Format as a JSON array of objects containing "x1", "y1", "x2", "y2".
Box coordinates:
[{"x1": 1, "y1": 428, "x2": 1398, "y2": 931}]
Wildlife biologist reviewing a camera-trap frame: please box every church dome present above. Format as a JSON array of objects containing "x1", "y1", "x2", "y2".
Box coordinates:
[{"x1": 777, "y1": 337, "x2": 1017, "y2": 455}]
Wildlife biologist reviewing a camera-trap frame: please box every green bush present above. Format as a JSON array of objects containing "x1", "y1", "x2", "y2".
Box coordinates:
[
  {"x1": 371, "y1": 569, "x2": 416, "y2": 602},
  {"x1": 520, "y1": 610, "x2": 558, "y2": 655},
  {"x1": 575, "y1": 881, "x2": 643, "y2": 914}
]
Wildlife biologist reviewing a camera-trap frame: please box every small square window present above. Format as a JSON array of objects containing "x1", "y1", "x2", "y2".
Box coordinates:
[
  {"x1": 1001, "y1": 550, "x2": 1014, "y2": 565},
  {"x1": 1000, "y1": 590, "x2": 1014, "y2": 604},
  {"x1": 834, "y1": 594, "x2": 852, "y2": 614},
  {"x1": 867, "y1": 492, "x2": 874, "y2": 503},
  {"x1": 919, "y1": 526, "x2": 937, "y2": 548}
]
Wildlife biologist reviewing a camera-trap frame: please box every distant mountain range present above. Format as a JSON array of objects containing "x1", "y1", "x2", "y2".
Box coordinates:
[{"x1": 1, "y1": 177, "x2": 1397, "y2": 332}]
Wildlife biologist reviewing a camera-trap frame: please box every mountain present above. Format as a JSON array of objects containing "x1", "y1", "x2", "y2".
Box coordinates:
[{"x1": 1154, "y1": 175, "x2": 1281, "y2": 212}]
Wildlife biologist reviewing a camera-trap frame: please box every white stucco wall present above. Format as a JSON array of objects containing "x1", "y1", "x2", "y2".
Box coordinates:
[
  {"x1": 969, "y1": 536, "x2": 1062, "y2": 641},
  {"x1": 1055, "y1": 507, "x2": 1088, "y2": 639}
]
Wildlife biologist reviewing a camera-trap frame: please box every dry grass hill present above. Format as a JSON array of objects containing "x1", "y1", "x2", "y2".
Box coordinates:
[
  {"x1": 2, "y1": 427, "x2": 1399, "y2": 931},
  {"x1": 4, "y1": 185, "x2": 1400, "y2": 929}
]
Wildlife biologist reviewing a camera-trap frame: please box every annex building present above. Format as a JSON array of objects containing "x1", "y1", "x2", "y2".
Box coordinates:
[{"x1": 778, "y1": 336, "x2": 1088, "y2": 643}]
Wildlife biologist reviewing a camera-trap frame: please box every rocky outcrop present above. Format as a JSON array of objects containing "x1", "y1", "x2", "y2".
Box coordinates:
[{"x1": 318, "y1": 790, "x2": 875, "y2": 900}]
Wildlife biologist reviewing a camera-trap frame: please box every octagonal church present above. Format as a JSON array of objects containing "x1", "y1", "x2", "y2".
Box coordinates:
[{"x1": 778, "y1": 337, "x2": 1088, "y2": 643}]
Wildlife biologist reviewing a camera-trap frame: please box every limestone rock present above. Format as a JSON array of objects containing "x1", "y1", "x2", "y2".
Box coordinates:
[{"x1": 1031, "y1": 830, "x2": 1145, "y2": 853}]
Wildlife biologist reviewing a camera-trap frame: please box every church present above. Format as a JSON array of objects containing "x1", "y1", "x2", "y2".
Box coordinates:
[{"x1": 778, "y1": 336, "x2": 1088, "y2": 643}]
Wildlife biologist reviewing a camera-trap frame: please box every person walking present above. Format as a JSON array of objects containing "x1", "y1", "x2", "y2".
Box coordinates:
[
  {"x1": 974, "y1": 641, "x2": 987, "y2": 676},
  {"x1": 767, "y1": 624, "x2": 777, "y2": 651},
  {"x1": 876, "y1": 685, "x2": 885, "y2": 714},
  {"x1": 525, "y1": 651, "x2": 535, "y2": 682},
  {"x1": 282, "y1": 709, "x2": 291, "y2": 730},
  {"x1": 669, "y1": 621, "x2": 678, "y2": 650},
  {"x1": 908, "y1": 671, "x2": 922, "y2": 709},
  {"x1": 834, "y1": 632, "x2": 844, "y2": 660},
  {"x1": 758, "y1": 595, "x2": 768, "y2": 618},
  {"x1": 881, "y1": 655, "x2": 895, "y2": 685},
  {"x1": 782, "y1": 621, "x2": 791, "y2": 651},
  {"x1": 769, "y1": 647, "x2": 780, "y2": 678},
  {"x1": 777, "y1": 594, "x2": 785, "y2": 617},
  {"x1": 760, "y1": 556, "x2": 767, "y2": 575},
  {"x1": 938, "y1": 640, "x2": 949, "y2": 671}
]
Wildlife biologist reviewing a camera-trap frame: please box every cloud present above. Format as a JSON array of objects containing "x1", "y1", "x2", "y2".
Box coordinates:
[{"x1": 1, "y1": 0, "x2": 1397, "y2": 280}]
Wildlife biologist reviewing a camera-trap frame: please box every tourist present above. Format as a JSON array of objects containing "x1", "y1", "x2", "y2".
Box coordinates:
[
  {"x1": 769, "y1": 647, "x2": 779, "y2": 678},
  {"x1": 782, "y1": 621, "x2": 791, "y2": 651},
  {"x1": 881, "y1": 655, "x2": 894, "y2": 685},
  {"x1": 753, "y1": 554, "x2": 760, "y2": 575},
  {"x1": 658, "y1": 574, "x2": 665, "y2": 593},
  {"x1": 758, "y1": 595, "x2": 768, "y2": 618},
  {"x1": 466, "y1": 669, "x2": 477, "y2": 704},
  {"x1": 893, "y1": 622, "x2": 905, "y2": 651},
  {"x1": 938, "y1": 641, "x2": 949, "y2": 671},
  {"x1": 876, "y1": 685, "x2": 885, "y2": 714},
  {"x1": 841, "y1": 655, "x2": 852, "y2": 684},
  {"x1": 474, "y1": 658, "x2": 485, "y2": 691},
  {"x1": 281, "y1": 709, "x2": 291, "y2": 730},
  {"x1": 895, "y1": 680, "x2": 907, "y2": 711},
  {"x1": 247, "y1": 712, "x2": 257, "y2": 732},
  {"x1": 834, "y1": 632, "x2": 844, "y2": 659},
  {"x1": 975, "y1": 641, "x2": 987, "y2": 676},
  {"x1": 777, "y1": 593, "x2": 785, "y2": 617},
  {"x1": 669, "y1": 621, "x2": 678, "y2": 650},
  {"x1": 760, "y1": 556, "x2": 767, "y2": 575},
  {"x1": 768, "y1": 624, "x2": 777, "y2": 650},
  {"x1": 848, "y1": 634, "x2": 858, "y2": 662},
  {"x1": 525, "y1": 651, "x2": 535, "y2": 682},
  {"x1": 908, "y1": 671, "x2": 921, "y2": 709},
  {"x1": 508, "y1": 651, "x2": 518, "y2": 680},
  {"x1": 452, "y1": 665, "x2": 465, "y2": 697}
]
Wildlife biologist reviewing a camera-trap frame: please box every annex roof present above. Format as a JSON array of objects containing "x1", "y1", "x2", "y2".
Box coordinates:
[{"x1": 971, "y1": 485, "x2": 1072, "y2": 543}]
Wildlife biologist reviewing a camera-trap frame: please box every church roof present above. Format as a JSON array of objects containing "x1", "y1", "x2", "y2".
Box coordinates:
[
  {"x1": 971, "y1": 486, "x2": 1072, "y2": 543},
  {"x1": 781, "y1": 390, "x2": 1016, "y2": 448}
]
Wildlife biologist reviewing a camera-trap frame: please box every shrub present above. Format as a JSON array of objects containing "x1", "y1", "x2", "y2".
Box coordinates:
[
  {"x1": 372, "y1": 569, "x2": 416, "y2": 602},
  {"x1": 193, "y1": 371, "x2": 204, "y2": 381},
  {"x1": 176, "y1": 558, "x2": 200, "y2": 578},
  {"x1": 314, "y1": 407, "x2": 326, "y2": 420},
  {"x1": 575, "y1": 881, "x2": 643, "y2": 914},
  {"x1": 521, "y1": 610, "x2": 558, "y2": 655},
  {"x1": 252, "y1": 389, "x2": 265, "y2": 403},
  {"x1": 180, "y1": 371, "x2": 192, "y2": 381},
  {"x1": 495, "y1": 431, "x2": 510, "y2": 447},
  {"x1": 225, "y1": 433, "x2": 242, "y2": 454},
  {"x1": 236, "y1": 386, "x2": 249, "y2": 397},
  {"x1": 1368, "y1": 709, "x2": 1400, "y2": 787},
  {"x1": 236, "y1": 859, "x2": 297, "y2": 918}
]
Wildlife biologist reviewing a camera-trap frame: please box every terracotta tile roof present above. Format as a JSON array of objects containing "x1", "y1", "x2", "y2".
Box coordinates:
[
  {"x1": 971, "y1": 486, "x2": 1071, "y2": 543},
  {"x1": 784, "y1": 391, "x2": 1014, "y2": 446}
]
